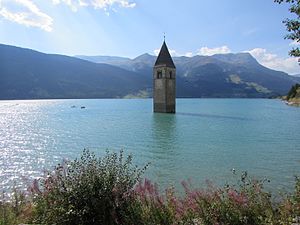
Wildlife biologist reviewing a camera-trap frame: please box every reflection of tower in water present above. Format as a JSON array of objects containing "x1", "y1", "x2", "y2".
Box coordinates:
[
  {"x1": 150, "y1": 113, "x2": 180, "y2": 188},
  {"x1": 151, "y1": 113, "x2": 177, "y2": 152}
]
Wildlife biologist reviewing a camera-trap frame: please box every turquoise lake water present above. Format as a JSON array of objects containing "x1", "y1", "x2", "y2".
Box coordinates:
[{"x1": 0, "y1": 99, "x2": 300, "y2": 193}]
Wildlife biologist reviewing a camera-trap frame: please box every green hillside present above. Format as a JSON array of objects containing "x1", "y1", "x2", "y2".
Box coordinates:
[{"x1": 0, "y1": 44, "x2": 148, "y2": 99}]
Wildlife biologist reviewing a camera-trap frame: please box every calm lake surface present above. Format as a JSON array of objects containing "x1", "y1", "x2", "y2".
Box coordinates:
[{"x1": 1, "y1": 99, "x2": 300, "y2": 192}]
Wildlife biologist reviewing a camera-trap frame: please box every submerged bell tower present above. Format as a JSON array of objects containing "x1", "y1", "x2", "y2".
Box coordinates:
[{"x1": 153, "y1": 40, "x2": 176, "y2": 113}]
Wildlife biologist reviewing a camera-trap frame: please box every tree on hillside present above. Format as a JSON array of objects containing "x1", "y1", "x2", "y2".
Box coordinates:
[
  {"x1": 275, "y1": 0, "x2": 300, "y2": 58},
  {"x1": 287, "y1": 83, "x2": 300, "y2": 99}
]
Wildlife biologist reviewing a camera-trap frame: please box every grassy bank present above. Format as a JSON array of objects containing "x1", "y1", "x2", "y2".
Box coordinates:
[{"x1": 1, "y1": 150, "x2": 300, "y2": 225}]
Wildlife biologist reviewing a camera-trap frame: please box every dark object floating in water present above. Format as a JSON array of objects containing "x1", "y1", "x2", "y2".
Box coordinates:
[
  {"x1": 81, "y1": 106, "x2": 86, "y2": 109},
  {"x1": 71, "y1": 105, "x2": 76, "y2": 108}
]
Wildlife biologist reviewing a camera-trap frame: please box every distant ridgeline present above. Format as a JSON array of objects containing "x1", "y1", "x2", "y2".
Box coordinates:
[
  {"x1": 0, "y1": 43, "x2": 299, "y2": 100},
  {"x1": 285, "y1": 83, "x2": 300, "y2": 106}
]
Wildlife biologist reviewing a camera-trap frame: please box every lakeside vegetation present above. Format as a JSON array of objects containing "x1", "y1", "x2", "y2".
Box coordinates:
[
  {"x1": 283, "y1": 83, "x2": 300, "y2": 106},
  {"x1": 1, "y1": 150, "x2": 300, "y2": 225}
]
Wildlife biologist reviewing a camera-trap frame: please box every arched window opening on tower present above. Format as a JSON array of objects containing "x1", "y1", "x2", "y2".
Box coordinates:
[{"x1": 157, "y1": 71, "x2": 162, "y2": 79}]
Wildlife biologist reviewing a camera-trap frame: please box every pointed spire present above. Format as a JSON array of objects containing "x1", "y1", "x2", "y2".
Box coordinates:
[{"x1": 154, "y1": 40, "x2": 176, "y2": 68}]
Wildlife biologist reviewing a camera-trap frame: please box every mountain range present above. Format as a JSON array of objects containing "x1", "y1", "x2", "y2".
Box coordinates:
[
  {"x1": 0, "y1": 44, "x2": 148, "y2": 99},
  {"x1": 0, "y1": 43, "x2": 299, "y2": 100}
]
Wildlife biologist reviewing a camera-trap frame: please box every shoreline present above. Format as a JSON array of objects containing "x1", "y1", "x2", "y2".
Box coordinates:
[{"x1": 283, "y1": 98, "x2": 300, "y2": 106}]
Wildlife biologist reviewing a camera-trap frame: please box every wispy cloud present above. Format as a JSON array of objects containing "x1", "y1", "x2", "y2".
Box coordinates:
[
  {"x1": 242, "y1": 28, "x2": 258, "y2": 36},
  {"x1": 0, "y1": 0, "x2": 136, "y2": 31},
  {"x1": 52, "y1": 0, "x2": 78, "y2": 12},
  {"x1": 197, "y1": 46, "x2": 231, "y2": 56},
  {"x1": 0, "y1": 0, "x2": 53, "y2": 32},
  {"x1": 52, "y1": 0, "x2": 136, "y2": 14},
  {"x1": 246, "y1": 48, "x2": 299, "y2": 75}
]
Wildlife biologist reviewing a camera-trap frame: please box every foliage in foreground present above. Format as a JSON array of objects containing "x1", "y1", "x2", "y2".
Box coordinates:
[
  {"x1": 275, "y1": 0, "x2": 300, "y2": 57},
  {"x1": 0, "y1": 187, "x2": 30, "y2": 225},
  {"x1": 1, "y1": 150, "x2": 300, "y2": 224},
  {"x1": 30, "y1": 149, "x2": 148, "y2": 225},
  {"x1": 128, "y1": 175, "x2": 277, "y2": 225}
]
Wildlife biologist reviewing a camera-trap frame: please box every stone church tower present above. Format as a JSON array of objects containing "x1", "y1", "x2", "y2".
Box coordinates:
[{"x1": 153, "y1": 40, "x2": 176, "y2": 113}]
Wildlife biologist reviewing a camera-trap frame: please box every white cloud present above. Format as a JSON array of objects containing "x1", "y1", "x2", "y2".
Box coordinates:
[
  {"x1": 153, "y1": 49, "x2": 194, "y2": 57},
  {"x1": 197, "y1": 45, "x2": 231, "y2": 56},
  {"x1": 185, "y1": 52, "x2": 193, "y2": 57},
  {"x1": 153, "y1": 49, "x2": 159, "y2": 56},
  {"x1": 52, "y1": 0, "x2": 136, "y2": 13},
  {"x1": 0, "y1": 0, "x2": 53, "y2": 31},
  {"x1": 289, "y1": 40, "x2": 300, "y2": 46},
  {"x1": 0, "y1": 0, "x2": 135, "y2": 30},
  {"x1": 92, "y1": 0, "x2": 136, "y2": 9},
  {"x1": 52, "y1": 0, "x2": 78, "y2": 12},
  {"x1": 169, "y1": 49, "x2": 180, "y2": 57},
  {"x1": 156, "y1": 46, "x2": 232, "y2": 57},
  {"x1": 154, "y1": 44, "x2": 299, "y2": 75},
  {"x1": 246, "y1": 48, "x2": 299, "y2": 75}
]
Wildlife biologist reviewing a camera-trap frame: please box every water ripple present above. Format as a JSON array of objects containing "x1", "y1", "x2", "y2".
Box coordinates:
[{"x1": 0, "y1": 99, "x2": 300, "y2": 192}]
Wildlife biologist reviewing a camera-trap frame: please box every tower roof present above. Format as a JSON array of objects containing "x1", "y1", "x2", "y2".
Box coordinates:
[{"x1": 154, "y1": 41, "x2": 176, "y2": 68}]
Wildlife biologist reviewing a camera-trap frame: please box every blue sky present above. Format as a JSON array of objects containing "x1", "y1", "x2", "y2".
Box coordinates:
[{"x1": 0, "y1": 0, "x2": 299, "y2": 74}]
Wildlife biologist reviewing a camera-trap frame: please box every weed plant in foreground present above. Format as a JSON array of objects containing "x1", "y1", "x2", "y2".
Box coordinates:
[{"x1": 1, "y1": 149, "x2": 300, "y2": 225}]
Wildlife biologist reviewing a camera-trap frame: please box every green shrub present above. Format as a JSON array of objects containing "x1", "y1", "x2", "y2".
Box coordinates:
[
  {"x1": 0, "y1": 187, "x2": 29, "y2": 225},
  {"x1": 125, "y1": 173, "x2": 278, "y2": 225},
  {"x1": 277, "y1": 176, "x2": 300, "y2": 224},
  {"x1": 125, "y1": 179, "x2": 176, "y2": 225},
  {"x1": 287, "y1": 83, "x2": 300, "y2": 100},
  {"x1": 31, "y1": 149, "x2": 148, "y2": 225}
]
